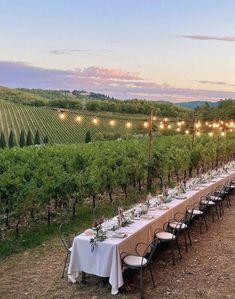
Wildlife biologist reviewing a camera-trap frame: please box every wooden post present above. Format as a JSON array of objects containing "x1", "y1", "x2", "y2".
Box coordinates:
[{"x1": 147, "y1": 110, "x2": 153, "y2": 191}]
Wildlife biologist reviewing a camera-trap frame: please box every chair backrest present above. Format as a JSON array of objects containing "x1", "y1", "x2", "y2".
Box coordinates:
[
  {"x1": 135, "y1": 238, "x2": 158, "y2": 266},
  {"x1": 58, "y1": 222, "x2": 72, "y2": 252}
]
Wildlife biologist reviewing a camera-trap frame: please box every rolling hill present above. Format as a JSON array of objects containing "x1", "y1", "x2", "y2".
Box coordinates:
[{"x1": 0, "y1": 100, "x2": 146, "y2": 145}]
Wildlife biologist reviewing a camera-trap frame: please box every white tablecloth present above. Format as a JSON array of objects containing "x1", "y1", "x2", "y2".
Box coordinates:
[{"x1": 68, "y1": 170, "x2": 235, "y2": 294}]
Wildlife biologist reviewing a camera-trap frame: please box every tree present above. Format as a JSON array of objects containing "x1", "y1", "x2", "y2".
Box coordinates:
[
  {"x1": 19, "y1": 130, "x2": 26, "y2": 147},
  {"x1": 43, "y1": 135, "x2": 49, "y2": 144},
  {"x1": 26, "y1": 130, "x2": 33, "y2": 146},
  {"x1": 8, "y1": 130, "x2": 15, "y2": 148},
  {"x1": 0, "y1": 132, "x2": 6, "y2": 149},
  {"x1": 85, "y1": 130, "x2": 91, "y2": 143},
  {"x1": 34, "y1": 129, "x2": 41, "y2": 145}
]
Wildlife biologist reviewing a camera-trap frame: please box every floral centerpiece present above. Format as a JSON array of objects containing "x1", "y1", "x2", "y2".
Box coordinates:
[
  {"x1": 117, "y1": 207, "x2": 133, "y2": 227},
  {"x1": 90, "y1": 217, "x2": 107, "y2": 252}
]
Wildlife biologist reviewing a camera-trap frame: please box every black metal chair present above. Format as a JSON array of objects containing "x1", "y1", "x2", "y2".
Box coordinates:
[
  {"x1": 121, "y1": 238, "x2": 157, "y2": 299},
  {"x1": 58, "y1": 222, "x2": 87, "y2": 283},
  {"x1": 210, "y1": 187, "x2": 224, "y2": 216},
  {"x1": 58, "y1": 222, "x2": 73, "y2": 278},
  {"x1": 186, "y1": 202, "x2": 208, "y2": 234},
  {"x1": 200, "y1": 194, "x2": 219, "y2": 222},
  {"x1": 168, "y1": 212, "x2": 192, "y2": 252},
  {"x1": 154, "y1": 222, "x2": 182, "y2": 266}
]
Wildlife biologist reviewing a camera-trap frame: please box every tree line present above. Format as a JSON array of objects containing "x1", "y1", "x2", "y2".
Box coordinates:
[{"x1": 0, "y1": 129, "x2": 49, "y2": 149}]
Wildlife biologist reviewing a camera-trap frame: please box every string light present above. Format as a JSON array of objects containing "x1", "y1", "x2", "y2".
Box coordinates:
[
  {"x1": 76, "y1": 115, "x2": 82, "y2": 122},
  {"x1": 110, "y1": 119, "x2": 115, "y2": 126},
  {"x1": 56, "y1": 110, "x2": 235, "y2": 136},
  {"x1": 92, "y1": 117, "x2": 98, "y2": 125},
  {"x1": 143, "y1": 121, "x2": 148, "y2": 128},
  {"x1": 60, "y1": 111, "x2": 65, "y2": 119}
]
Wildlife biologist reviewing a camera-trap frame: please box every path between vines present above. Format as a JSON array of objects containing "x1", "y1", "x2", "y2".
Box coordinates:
[{"x1": 0, "y1": 198, "x2": 235, "y2": 299}]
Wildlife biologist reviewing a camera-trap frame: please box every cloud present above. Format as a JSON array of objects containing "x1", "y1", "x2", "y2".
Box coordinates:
[
  {"x1": 192, "y1": 80, "x2": 235, "y2": 87},
  {"x1": 49, "y1": 48, "x2": 112, "y2": 55},
  {"x1": 180, "y1": 35, "x2": 235, "y2": 42},
  {"x1": 1, "y1": 60, "x2": 235, "y2": 102}
]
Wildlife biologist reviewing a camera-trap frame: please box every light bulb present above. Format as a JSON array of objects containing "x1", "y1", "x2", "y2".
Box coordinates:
[
  {"x1": 110, "y1": 120, "x2": 115, "y2": 126},
  {"x1": 143, "y1": 121, "x2": 148, "y2": 128},
  {"x1": 93, "y1": 117, "x2": 98, "y2": 124}
]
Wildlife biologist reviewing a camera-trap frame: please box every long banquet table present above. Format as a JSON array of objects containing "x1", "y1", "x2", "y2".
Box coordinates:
[{"x1": 68, "y1": 170, "x2": 235, "y2": 295}]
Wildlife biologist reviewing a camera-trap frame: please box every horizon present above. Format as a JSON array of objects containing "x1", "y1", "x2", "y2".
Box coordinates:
[{"x1": 1, "y1": 1, "x2": 235, "y2": 102}]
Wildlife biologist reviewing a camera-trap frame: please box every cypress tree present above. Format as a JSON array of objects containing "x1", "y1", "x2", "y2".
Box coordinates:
[
  {"x1": 26, "y1": 130, "x2": 33, "y2": 146},
  {"x1": 85, "y1": 130, "x2": 91, "y2": 143},
  {"x1": 8, "y1": 130, "x2": 15, "y2": 148},
  {"x1": 0, "y1": 132, "x2": 6, "y2": 149},
  {"x1": 43, "y1": 135, "x2": 49, "y2": 144},
  {"x1": 34, "y1": 129, "x2": 41, "y2": 145},
  {"x1": 19, "y1": 130, "x2": 26, "y2": 147}
]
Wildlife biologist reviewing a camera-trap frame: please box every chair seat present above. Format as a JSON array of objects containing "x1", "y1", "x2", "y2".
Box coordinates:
[
  {"x1": 201, "y1": 200, "x2": 215, "y2": 206},
  {"x1": 169, "y1": 221, "x2": 187, "y2": 230},
  {"x1": 156, "y1": 231, "x2": 176, "y2": 240},
  {"x1": 187, "y1": 209, "x2": 203, "y2": 215},
  {"x1": 123, "y1": 255, "x2": 148, "y2": 267},
  {"x1": 210, "y1": 195, "x2": 222, "y2": 201}
]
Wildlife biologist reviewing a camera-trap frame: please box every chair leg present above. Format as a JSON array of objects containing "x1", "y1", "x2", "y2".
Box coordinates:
[
  {"x1": 176, "y1": 239, "x2": 182, "y2": 259},
  {"x1": 199, "y1": 216, "x2": 202, "y2": 234},
  {"x1": 140, "y1": 268, "x2": 144, "y2": 299},
  {"x1": 81, "y1": 272, "x2": 86, "y2": 284},
  {"x1": 211, "y1": 206, "x2": 215, "y2": 222},
  {"x1": 203, "y1": 214, "x2": 208, "y2": 231},
  {"x1": 215, "y1": 203, "x2": 220, "y2": 219},
  {"x1": 170, "y1": 242, "x2": 175, "y2": 266},
  {"x1": 62, "y1": 251, "x2": 69, "y2": 278},
  {"x1": 184, "y1": 234, "x2": 188, "y2": 252},
  {"x1": 148, "y1": 263, "x2": 156, "y2": 288},
  {"x1": 221, "y1": 200, "x2": 224, "y2": 215},
  {"x1": 187, "y1": 228, "x2": 192, "y2": 246},
  {"x1": 227, "y1": 195, "x2": 231, "y2": 208}
]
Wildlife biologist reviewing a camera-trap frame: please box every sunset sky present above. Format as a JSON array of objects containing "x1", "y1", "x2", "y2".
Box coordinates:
[{"x1": 1, "y1": 0, "x2": 235, "y2": 102}]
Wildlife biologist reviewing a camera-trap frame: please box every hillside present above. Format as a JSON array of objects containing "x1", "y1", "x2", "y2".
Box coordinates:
[
  {"x1": 0, "y1": 86, "x2": 191, "y2": 118},
  {"x1": 0, "y1": 100, "x2": 146, "y2": 145}
]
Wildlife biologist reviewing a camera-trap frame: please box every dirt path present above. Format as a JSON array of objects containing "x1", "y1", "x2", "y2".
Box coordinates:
[{"x1": 1, "y1": 198, "x2": 235, "y2": 299}]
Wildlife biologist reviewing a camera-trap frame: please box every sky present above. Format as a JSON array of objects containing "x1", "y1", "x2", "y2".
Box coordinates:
[{"x1": 1, "y1": 0, "x2": 235, "y2": 102}]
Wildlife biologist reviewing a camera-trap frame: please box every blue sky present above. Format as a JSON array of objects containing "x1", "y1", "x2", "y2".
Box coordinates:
[{"x1": 1, "y1": 0, "x2": 235, "y2": 101}]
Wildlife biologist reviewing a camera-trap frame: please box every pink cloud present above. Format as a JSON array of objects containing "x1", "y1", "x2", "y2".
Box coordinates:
[
  {"x1": 74, "y1": 66, "x2": 141, "y2": 81},
  {"x1": 1, "y1": 60, "x2": 235, "y2": 102}
]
